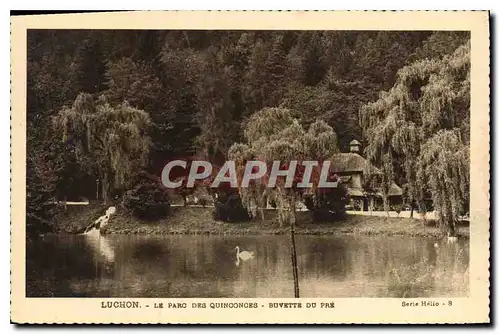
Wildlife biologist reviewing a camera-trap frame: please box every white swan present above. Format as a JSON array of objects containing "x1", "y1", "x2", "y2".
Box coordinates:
[{"x1": 235, "y1": 246, "x2": 254, "y2": 261}]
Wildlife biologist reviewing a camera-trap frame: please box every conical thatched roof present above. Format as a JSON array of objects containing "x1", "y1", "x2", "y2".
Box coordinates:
[
  {"x1": 376, "y1": 182, "x2": 403, "y2": 197},
  {"x1": 330, "y1": 153, "x2": 382, "y2": 175}
]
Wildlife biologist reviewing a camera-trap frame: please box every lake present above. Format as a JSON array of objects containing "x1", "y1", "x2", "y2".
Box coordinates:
[{"x1": 26, "y1": 234, "x2": 469, "y2": 298}]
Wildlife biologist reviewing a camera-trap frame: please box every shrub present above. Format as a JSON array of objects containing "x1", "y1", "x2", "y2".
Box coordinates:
[
  {"x1": 26, "y1": 201, "x2": 57, "y2": 236},
  {"x1": 198, "y1": 197, "x2": 209, "y2": 207},
  {"x1": 123, "y1": 178, "x2": 170, "y2": 220},
  {"x1": 213, "y1": 190, "x2": 251, "y2": 223},
  {"x1": 303, "y1": 183, "x2": 348, "y2": 222}
]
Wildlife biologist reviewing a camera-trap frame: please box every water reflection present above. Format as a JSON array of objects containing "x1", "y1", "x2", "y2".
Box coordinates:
[{"x1": 26, "y1": 234, "x2": 469, "y2": 298}]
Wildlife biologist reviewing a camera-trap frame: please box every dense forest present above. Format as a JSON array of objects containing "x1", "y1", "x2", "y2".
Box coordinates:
[{"x1": 26, "y1": 30, "x2": 470, "y2": 234}]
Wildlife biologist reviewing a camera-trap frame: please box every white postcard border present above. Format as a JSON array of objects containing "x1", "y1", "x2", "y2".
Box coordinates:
[{"x1": 10, "y1": 11, "x2": 490, "y2": 324}]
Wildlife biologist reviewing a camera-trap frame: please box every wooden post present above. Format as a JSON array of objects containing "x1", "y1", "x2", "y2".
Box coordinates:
[
  {"x1": 290, "y1": 198, "x2": 300, "y2": 298},
  {"x1": 290, "y1": 223, "x2": 300, "y2": 298},
  {"x1": 96, "y1": 179, "x2": 100, "y2": 202}
]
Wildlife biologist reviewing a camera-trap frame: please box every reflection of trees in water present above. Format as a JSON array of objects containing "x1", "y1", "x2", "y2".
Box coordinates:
[
  {"x1": 27, "y1": 234, "x2": 469, "y2": 298},
  {"x1": 387, "y1": 239, "x2": 469, "y2": 298},
  {"x1": 132, "y1": 241, "x2": 169, "y2": 259},
  {"x1": 108, "y1": 236, "x2": 244, "y2": 297},
  {"x1": 26, "y1": 235, "x2": 115, "y2": 297},
  {"x1": 295, "y1": 236, "x2": 468, "y2": 298},
  {"x1": 115, "y1": 235, "x2": 295, "y2": 297},
  {"x1": 296, "y1": 236, "x2": 351, "y2": 280},
  {"x1": 231, "y1": 237, "x2": 293, "y2": 297},
  {"x1": 355, "y1": 237, "x2": 439, "y2": 297},
  {"x1": 434, "y1": 241, "x2": 469, "y2": 296}
]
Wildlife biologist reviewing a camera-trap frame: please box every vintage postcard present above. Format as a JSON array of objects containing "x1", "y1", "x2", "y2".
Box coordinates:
[{"x1": 11, "y1": 11, "x2": 490, "y2": 324}]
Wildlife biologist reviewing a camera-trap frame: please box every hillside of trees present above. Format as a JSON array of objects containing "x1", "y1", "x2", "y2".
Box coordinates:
[{"x1": 26, "y1": 30, "x2": 470, "y2": 234}]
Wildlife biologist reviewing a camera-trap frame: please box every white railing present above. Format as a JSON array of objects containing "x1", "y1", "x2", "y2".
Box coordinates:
[
  {"x1": 346, "y1": 210, "x2": 436, "y2": 220},
  {"x1": 49, "y1": 201, "x2": 90, "y2": 206}
]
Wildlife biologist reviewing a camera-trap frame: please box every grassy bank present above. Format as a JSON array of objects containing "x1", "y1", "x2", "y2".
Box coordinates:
[{"x1": 52, "y1": 205, "x2": 469, "y2": 238}]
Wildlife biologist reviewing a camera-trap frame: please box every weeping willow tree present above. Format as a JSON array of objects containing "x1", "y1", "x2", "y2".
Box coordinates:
[
  {"x1": 417, "y1": 130, "x2": 469, "y2": 235},
  {"x1": 231, "y1": 108, "x2": 337, "y2": 297},
  {"x1": 229, "y1": 108, "x2": 298, "y2": 226},
  {"x1": 230, "y1": 107, "x2": 339, "y2": 297},
  {"x1": 53, "y1": 93, "x2": 151, "y2": 203},
  {"x1": 360, "y1": 42, "x2": 470, "y2": 235},
  {"x1": 229, "y1": 107, "x2": 338, "y2": 226},
  {"x1": 227, "y1": 142, "x2": 264, "y2": 220}
]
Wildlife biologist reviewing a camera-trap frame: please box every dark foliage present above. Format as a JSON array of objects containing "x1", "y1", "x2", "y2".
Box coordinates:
[
  {"x1": 123, "y1": 177, "x2": 171, "y2": 220},
  {"x1": 303, "y1": 184, "x2": 349, "y2": 222},
  {"x1": 198, "y1": 198, "x2": 208, "y2": 207},
  {"x1": 26, "y1": 30, "x2": 467, "y2": 231},
  {"x1": 26, "y1": 203, "x2": 57, "y2": 236},
  {"x1": 212, "y1": 190, "x2": 251, "y2": 223}
]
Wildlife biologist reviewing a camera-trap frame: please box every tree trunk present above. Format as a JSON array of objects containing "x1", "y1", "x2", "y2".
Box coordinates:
[
  {"x1": 449, "y1": 223, "x2": 457, "y2": 237},
  {"x1": 259, "y1": 193, "x2": 266, "y2": 222},
  {"x1": 289, "y1": 195, "x2": 295, "y2": 221},
  {"x1": 448, "y1": 216, "x2": 457, "y2": 237},
  {"x1": 382, "y1": 189, "x2": 389, "y2": 218},
  {"x1": 96, "y1": 179, "x2": 99, "y2": 202},
  {"x1": 290, "y1": 216, "x2": 300, "y2": 298},
  {"x1": 101, "y1": 173, "x2": 109, "y2": 205},
  {"x1": 289, "y1": 196, "x2": 299, "y2": 298},
  {"x1": 410, "y1": 202, "x2": 414, "y2": 218},
  {"x1": 102, "y1": 181, "x2": 107, "y2": 205}
]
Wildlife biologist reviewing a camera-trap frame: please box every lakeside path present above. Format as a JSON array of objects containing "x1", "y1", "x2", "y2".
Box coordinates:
[{"x1": 54, "y1": 206, "x2": 469, "y2": 239}]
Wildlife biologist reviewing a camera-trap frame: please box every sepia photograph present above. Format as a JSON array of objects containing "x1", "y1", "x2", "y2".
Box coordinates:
[
  {"x1": 11, "y1": 11, "x2": 490, "y2": 324},
  {"x1": 25, "y1": 28, "x2": 471, "y2": 298}
]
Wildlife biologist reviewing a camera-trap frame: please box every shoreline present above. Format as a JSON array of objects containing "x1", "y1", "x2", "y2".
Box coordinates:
[{"x1": 51, "y1": 206, "x2": 470, "y2": 239}]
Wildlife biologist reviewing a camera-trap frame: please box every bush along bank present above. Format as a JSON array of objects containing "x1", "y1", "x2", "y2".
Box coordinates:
[{"x1": 51, "y1": 205, "x2": 469, "y2": 239}]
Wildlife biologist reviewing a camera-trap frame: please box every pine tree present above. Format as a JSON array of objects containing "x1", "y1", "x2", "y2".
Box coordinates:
[
  {"x1": 263, "y1": 35, "x2": 288, "y2": 106},
  {"x1": 69, "y1": 36, "x2": 107, "y2": 96}
]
